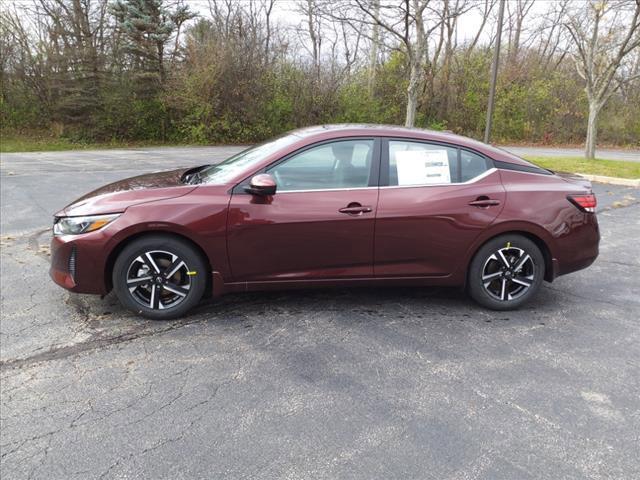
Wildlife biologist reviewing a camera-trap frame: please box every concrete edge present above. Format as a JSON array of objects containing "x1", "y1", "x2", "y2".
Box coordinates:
[{"x1": 575, "y1": 173, "x2": 640, "y2": 188}]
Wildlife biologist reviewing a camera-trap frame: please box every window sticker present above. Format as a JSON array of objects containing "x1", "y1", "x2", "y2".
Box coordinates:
[{"x1": 395, "y1": 149, "x2": 451, "y2": 185}]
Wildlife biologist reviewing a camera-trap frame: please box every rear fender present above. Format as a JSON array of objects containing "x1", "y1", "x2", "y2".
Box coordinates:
[{"x1": 454, "y1": 221, "x2": 557, "y2": 286}]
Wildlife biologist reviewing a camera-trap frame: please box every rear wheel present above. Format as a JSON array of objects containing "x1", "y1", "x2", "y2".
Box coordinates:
[
  {"x1": 468, "y1": 234, "x2": 545, "y2": 310},
  {"x1": 113, "y1": 235, "x2": 207, "y2": 320}
]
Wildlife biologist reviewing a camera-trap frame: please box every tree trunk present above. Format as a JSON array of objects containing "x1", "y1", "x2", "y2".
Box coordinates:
[
  {"x1": 484, "y1": 0, "x2": 505, "y2": 143},
  {"x1": 405, "y1": 60, "x2": 420, "y2": 127},
  {"x1": 585, "y1": 100, "x2": 600, "y2": 160},
  {"x1": 405, "y1": 3, "x2": 427, "y2": 128},
  {"x1": 367, "y1": 0, "x2": 380, "y2": 96}
]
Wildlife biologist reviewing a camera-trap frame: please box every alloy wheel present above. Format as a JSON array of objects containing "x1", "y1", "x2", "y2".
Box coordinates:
[
  {"x1": 481, "y1": 246, "x2": 535, "y2": 302},
  {"x1": 126, "y1": 250, "x2": 192, "y2": 310}
]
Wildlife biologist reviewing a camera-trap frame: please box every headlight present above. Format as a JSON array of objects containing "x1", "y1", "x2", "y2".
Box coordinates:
[{"x1": 53, "y1": 213, "x2": 121, "y2": 236}]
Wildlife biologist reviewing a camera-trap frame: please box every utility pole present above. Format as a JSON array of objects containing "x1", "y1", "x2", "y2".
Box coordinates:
[{"x1": 484, "y1": 0, "x2": 505, "y2": 144}]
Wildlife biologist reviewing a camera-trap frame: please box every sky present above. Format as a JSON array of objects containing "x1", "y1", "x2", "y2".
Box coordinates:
[{"x1": 180, "y1": 0, "x2": 555, "y2": 43}]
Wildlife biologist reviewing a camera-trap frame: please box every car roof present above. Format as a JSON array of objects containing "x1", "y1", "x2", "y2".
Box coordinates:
[{"x1": 287, "y1": 124, "x2": 534, "y2": 167}]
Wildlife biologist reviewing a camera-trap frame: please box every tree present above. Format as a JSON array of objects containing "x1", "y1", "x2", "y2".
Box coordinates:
[
  {"x1": 435, "y1": 0, "x2": 472, "y2": 120},
  {"x1": 564, "y1": 0, "x2": 640, "y2": 159},
  {"x1": 24, "y1": 0, "x2": 111, "y2": 133},
  {"x1": 484, "y1": 0, "x2": 505, "y2": 143},
  {"x1": 2, "y1": 0, "x2": 640, "y2": 147},
  {"x1": 505, "y1": 0, "x2": 534, "y2": 65},
  {"x1": 297, "y1": 0, "x2": 324, "y2": 79},
  {"x1": 328, "y1": 0, "x2": 445, "y2": 127},
  {"x1": 465, "y1": 0, "x2": 496, "y2": 57},
  {"x1": 110, "y1": 0, "x2": 194, "y2": 86},
  {"x1": 367, "y1": 0, "x2": 380, "y2": 95},
  {"x1": 534, "y1": 0, "x2": 570, "y2": 72}
]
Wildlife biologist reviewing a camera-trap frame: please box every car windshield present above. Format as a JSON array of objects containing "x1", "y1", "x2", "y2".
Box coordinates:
[{"x1": 198, "y1": 133, "x2": 301, "y2": 184}]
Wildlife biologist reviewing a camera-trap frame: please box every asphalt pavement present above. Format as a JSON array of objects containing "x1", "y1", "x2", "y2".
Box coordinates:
[{"x1": 1, "y1": 147, "x2": 639, "y2": 479}]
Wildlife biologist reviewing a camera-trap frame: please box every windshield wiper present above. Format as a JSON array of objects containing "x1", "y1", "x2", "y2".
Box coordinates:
[
  {"x1": 182, "y1": 165, "x2": 211, "y2": 185},
  {"x1": 190, "y1": 170, "x2": 204, "y2": 184}
]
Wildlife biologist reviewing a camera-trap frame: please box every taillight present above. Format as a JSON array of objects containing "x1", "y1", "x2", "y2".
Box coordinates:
[{"x1": 567, "y1": 194, "x2": 597, "y2": 213}]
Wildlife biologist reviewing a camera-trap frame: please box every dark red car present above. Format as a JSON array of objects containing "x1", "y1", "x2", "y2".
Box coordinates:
[{"x1": 50, "y1": 125, "x2": 599, "y2": 319}]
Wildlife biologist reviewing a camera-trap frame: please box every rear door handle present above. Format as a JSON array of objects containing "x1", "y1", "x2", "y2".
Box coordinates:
[
  {"x1": 468, "y1": 199, "x2": 501, "y2": 207},
  {"x1": 339, "y1": 204, "x2": 372, "y2": 215}
]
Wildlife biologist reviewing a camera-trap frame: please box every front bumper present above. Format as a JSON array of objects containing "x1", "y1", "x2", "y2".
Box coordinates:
[{"x1": 50, "y1": 232, "x2": 110, "y2": 295}]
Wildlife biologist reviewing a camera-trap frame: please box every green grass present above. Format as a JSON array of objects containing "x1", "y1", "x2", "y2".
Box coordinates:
[
  {"x1": 524, "y1": 156, "x2": 640, "y2": 179},
  {"x1": 0, "y1": 134, "x2": 90, "y2": 153},
  {"x1": 0, "y1": 133, "x2": 187, "y2": 153}
]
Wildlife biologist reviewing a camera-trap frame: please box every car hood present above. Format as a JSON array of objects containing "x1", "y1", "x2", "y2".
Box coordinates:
[{"x1": 59, "y1": 168, "x2": 198, "y2": 217}]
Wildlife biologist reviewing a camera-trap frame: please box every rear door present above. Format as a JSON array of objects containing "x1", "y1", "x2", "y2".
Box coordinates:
[
  {"x1": 374, "y1": 139, "x2": 506, "y2": 277},
  {"x1": 227, "y1": 138, "x2": 381, "y2": 282}
]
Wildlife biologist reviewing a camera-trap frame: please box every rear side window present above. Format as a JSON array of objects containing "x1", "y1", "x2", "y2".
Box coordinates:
[
  {"x1": 387, "y1": 140, "x2": 492, "y2": 186},
  {"x1": 388, "y1": 141, "x2": 458, "y2": 186},
  {"x1": 460, "y1": 150, "x2": 492, "y2": 182}
]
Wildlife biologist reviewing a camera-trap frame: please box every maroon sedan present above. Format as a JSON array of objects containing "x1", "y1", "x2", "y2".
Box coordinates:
[{"x1": 50, "y1": 125, "x2": 599, "y2": 319}]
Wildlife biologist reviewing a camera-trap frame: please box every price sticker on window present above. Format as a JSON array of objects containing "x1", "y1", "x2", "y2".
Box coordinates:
[{"x1": 395, "y1": 149, "x2": 451, "y2": 185}]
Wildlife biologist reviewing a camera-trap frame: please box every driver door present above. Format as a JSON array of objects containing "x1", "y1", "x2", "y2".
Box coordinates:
[{"x1": 226, "y1": 138, "x2": 380, "y2": 282}]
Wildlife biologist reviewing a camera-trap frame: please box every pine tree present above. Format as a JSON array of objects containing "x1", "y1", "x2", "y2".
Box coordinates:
[{"x1": 110, "y1": 0, "x2": 194, "y2": 89}]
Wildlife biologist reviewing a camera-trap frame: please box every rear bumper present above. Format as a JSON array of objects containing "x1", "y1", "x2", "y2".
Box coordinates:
[
  {"x1": 554, "y1": 212, "x2": 600, "y2": 278},
  {"x1": 50, "y1": 233, "x2": 109, "y2": 295},
  {"x1": 556, "y1": 251, "x2": 599, "y2": 278}
]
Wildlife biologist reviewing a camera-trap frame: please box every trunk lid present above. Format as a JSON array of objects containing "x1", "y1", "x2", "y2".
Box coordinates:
[{"x1": 552, "y1": 171, "x2": 593, "y2": 191}]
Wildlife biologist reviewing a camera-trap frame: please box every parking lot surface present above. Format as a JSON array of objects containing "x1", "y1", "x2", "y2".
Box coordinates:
[{"x1": 1, "y1": 147, "x2": 639, "y2": 479}]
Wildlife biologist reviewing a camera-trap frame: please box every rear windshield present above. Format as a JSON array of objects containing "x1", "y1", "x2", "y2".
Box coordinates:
[{"x1": 489, "y1": 145, "x2": 553, "y2": 174}]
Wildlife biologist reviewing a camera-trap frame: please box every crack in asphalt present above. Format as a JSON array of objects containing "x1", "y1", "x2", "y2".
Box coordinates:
[
  {"x1": 0, "y1": 323, "x2": 192, "y2": 371},
  {"x1": 597, "y1": 259, "x2": 640, "y2": 268},
  {"x1": 1, "y1": 360, "x2": 236, "y2": 479},
  {"x1": 0, "y1": 296, "x2": 266, "y2": 371},
  {"x1": 27, "y1": 228, "x2": 52, "y2": 260}
]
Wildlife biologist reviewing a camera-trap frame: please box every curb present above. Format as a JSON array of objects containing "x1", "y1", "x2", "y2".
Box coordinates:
[{"x1": 575, "y1": 173, "x2": 640, "y2": 188}]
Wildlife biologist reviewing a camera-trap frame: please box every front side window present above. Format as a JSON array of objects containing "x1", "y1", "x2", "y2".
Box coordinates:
[
  {"x1": 267, "y1": 139, "x2": 375, "y2": 191},
  {"x1": 387, "y1": 140, "x2": 491, "y2": 186}
]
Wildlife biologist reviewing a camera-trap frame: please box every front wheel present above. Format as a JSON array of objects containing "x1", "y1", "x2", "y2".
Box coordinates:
[
  {"x1": 467, "y1": 234, "x2": 545, "y2": 310},
  {"x1": 112, "y1": 235, "x2": 208, "y2": 320}
]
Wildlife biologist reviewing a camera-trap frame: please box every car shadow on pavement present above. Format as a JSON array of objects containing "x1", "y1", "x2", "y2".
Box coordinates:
[{"x1": 73, "y1": 283, "x2": 557, "y2": 332}]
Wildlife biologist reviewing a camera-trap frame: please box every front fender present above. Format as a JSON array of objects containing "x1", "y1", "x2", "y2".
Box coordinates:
[{"x1": 102, "y1": 189, "x2": 232, "y2": 286}]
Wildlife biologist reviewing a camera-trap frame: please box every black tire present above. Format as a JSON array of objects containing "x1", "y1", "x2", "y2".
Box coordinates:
[
  {"x1": 112, "y1": 235, "x2": 208, "y2": 320},
  {"x1": 467, "y1": 234, "x2": 545, "y2": 311}
]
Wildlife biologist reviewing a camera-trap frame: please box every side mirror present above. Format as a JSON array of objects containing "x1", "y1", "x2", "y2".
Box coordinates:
[{"x1": 244, "y1": 173, "x2": 277, "y2": 196}]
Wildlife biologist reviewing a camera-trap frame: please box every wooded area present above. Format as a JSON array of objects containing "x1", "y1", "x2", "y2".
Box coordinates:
[{"x1": 1, "y1": 0, "x2": 639, "y2": 155}]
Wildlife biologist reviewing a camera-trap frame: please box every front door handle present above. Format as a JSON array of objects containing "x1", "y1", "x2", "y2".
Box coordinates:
[
  {"x1": 468, "y1": 198, "x2": 501, "y2": 207},
  {"x1": 339, "y1": 203, "x2": 372, "y2": 215}
]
